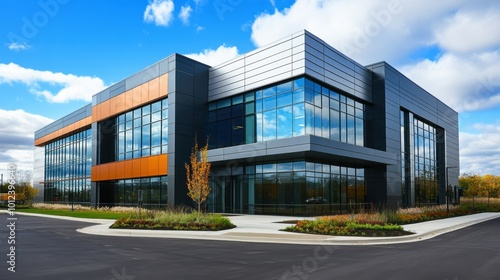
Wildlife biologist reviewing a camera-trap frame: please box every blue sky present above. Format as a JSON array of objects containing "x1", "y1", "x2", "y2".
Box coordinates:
[{"x1": 1, "y1": 0, "x2": 499, "y2": 176}]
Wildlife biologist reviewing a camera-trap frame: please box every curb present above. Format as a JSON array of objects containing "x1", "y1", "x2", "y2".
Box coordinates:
[{"x1": 3, "y1": 210, "x2": 499, "y2": 246}]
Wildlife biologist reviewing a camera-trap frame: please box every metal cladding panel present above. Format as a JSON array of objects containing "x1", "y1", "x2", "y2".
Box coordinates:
[
  {"x1": 34, "y1": 104, "x2": 92, "y2": 139},
  {"x1": 208, "y1": 30, "x2": 372, "y2": 104},
  {"x1": 246, "y1": 72, "x2": 293, "y2": 92},
  {"x1": 109, "y1": 80, "x2": 126, "y2": 99},
  {"x1": 207, "y1": 135, "x2": 397, "y2": 166},
  {"x1": 246, "y1": 62, "x2": 293, "y2": 85},
  {"x1": 125, "y1": 63, "x2": 160, "y2": 91}
]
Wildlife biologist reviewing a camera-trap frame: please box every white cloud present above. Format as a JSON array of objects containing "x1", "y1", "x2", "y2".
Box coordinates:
[
  {"x1": 184, "y1": 44, "x2": 240, "y2": 66},
  {"x1": 460, "y1": 122, "x2": 500, "y2": 175},
  {"x1": 400, "y1": 52, "x2": 500, "y2": 112},
  {"x1": 8, "y1": 42, "x2": 31, "y2": 51},
  {"x1": 179, "y1": 5, "x2": 193, "y2": 25},
  {"x1": 0, "y1": 63, "x2": 106, "y2": 103},
  {"x1": 0, "y1": 109, "x2": 53, "y2": 171},
  {"x1": 434, "y1": 8, "x2": 500, "y2": 54},
  {"x1": 196, "y1": 26, "x2": 205, "y2": 32},
  {"x1": 144, "y1": 0, "x2": 175, "y2": 27}
]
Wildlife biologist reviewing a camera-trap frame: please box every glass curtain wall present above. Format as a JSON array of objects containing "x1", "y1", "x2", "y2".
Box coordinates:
[
  {"x1": 401, "y1": 109, "x2": 440, "y2": 207},
  {"x1": 44, "y1": 129, "x2": 92, "y2": 204},
  {"x1": 208, "y1": 160, "x2": 365, "y2": 216},
  {"x1": 207, "y1": 77, "x2": 365, "y2": 148}
]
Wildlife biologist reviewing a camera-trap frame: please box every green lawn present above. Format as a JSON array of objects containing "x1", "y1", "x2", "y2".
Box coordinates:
[{"x1": 16, "y1": 208, "x2": 130, "y2": 219}]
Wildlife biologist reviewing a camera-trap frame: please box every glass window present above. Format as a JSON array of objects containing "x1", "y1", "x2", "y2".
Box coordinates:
[
  {"x1": 263, "y1": 96, "x2": 277, "y2": 111},
  {"x1": 277, "y1": 91, "x2": 293, "y2": 107},
  {"x1": 263, "y1": 110, "x2": 277, "y2": 141},
  {"x1": 293, "y1": 104, "x2": 305, "y2": 137},
  {"x1": 293, "y1": 88, "x2": 304, "y2": 103},
  {"x1": 263, "y1": 86, "x2": 277, "y2": 97},
  {"x1": 277, "y1": 81, "x2": 293, "y2": 93},
  {"x1": 293, "y1": 78, "x2": 304, "y2": 89},
  {"x1": 277, "y1": 106, "x2": 293, "y2": 139}
]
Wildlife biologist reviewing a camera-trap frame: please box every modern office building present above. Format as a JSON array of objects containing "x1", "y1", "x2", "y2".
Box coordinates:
[{"x1": 33, "y1": 30, "x2": 459, "y2": 215}]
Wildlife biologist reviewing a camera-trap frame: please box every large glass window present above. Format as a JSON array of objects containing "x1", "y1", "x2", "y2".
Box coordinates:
[
  {"x1": 98, "y1": 176, "x2": 168, "y2": 208},
  {"x1": 44, "y1": 129, "x2": 92, "y2": 204},
  {"x1": 413, "y1": 117, "x2": 439, "y2": 205},
  {"x1": 401, "y1": 109, "x2": 441, "y2": 206},
  {"x1": 119, "y1": 99, "x2": 167, "y2": 160},
  {"x1": 208, "y1": 159, "x2": 365, "y2": 216},
  {"x1": 207, "y1": 77, "x2": 365, "y2": 148}
]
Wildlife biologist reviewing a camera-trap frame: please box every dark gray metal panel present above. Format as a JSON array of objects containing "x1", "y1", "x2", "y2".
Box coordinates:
[{"x1": 167, "y1": 54, "x2": 211, "y2": 208}]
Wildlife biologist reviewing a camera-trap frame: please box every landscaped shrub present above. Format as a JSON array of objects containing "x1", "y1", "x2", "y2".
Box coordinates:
[
  {"x1": 110, "y1": 210, "x2": 236, "y2": 231},
  {"x1": 284, "y1": 213, "x2": 410, "y2": 237}
]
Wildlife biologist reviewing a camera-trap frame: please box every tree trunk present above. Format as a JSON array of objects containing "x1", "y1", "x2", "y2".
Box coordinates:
[{"x1": 197, "y1": 202, "x2": 201, "y2": 222}]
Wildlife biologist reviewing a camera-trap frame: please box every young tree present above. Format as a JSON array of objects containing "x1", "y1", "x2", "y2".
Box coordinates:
[
  {"x1": 185, "y1": 140, "x2": 211, "y2": 222},
  {"x1": 481, "y1": 174, "x2": 499, "y2": 207}
]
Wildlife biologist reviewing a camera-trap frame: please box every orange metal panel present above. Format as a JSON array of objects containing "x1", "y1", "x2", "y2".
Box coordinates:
[
  {"x1": 148, "y1": 156, "x2": 159, "y2": 176},
  {"x1": 125, "y1": 89, "x2": 133, "y2": 109},
  {"x1": 132, "y1": 159, "x2": 141, "y2": 178},
  {"x1": 141, "y1": 82, "x2": 149, "y2": 103},
  {"x1": 116, "y1": 93, "x2": 125, "y2": 113},
  {"x1": 149, "y1": 77, "x2": 160, "y2": 100},
  {"x1": 108, "y1": 97, "x2": 117, "y2": 117},
  {"x1": 159, "y1": 74, "x2": 168, "y2": 97},
  {"x1": 116, "y1": 161, "x2": 125, "y2": 179},
  {"x1": 139, "y1": 157, "x2": 148, "y2": 177},
  {"x1": 102, "y1": 100, "x2": 110, "y2": 120},
  {"x1": 108, "y1": 164, "x2": 116, "y2": 180},
  {"x1": 124, "y1": 160, "x2": 133, "y2": 177},
  {"x1": 91, "y1": 166, "x2": 98, "y2": 181},
  {"x1": 132, "y1": 86, "x2": 141, "y2": 107},
  {"x1": 159, "y1": 154, "x2": 168, "y2": 175}
]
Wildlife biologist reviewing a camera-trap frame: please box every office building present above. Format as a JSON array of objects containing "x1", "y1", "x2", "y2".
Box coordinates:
[{"x1": 34, "y1": 30, "x2": 459, "y2": 215}]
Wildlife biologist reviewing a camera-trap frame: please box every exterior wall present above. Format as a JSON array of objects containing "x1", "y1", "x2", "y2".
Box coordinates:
[
  {"x1": 366, "y1": 62, "x2": 459, "y2": 207},
  {"x1": 165, "y1": 55, "x2": 210, "y2": 208}
]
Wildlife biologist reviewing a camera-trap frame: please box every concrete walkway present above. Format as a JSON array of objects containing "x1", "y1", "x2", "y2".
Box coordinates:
[{"x1": 6, "y1": 211, "x2": 500, "y2": 245}]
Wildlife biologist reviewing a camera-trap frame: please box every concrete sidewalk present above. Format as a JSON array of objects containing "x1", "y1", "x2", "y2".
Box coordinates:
[{"x1": 6, "y1": 211, "x2": 500, "y2": 245}]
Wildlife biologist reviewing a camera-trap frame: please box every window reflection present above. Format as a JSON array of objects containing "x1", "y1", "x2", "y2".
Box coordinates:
[
  {"x1": 207, "y1": 77, "x2": 365, "y2": 148},
  {"x1": 44, "y1": 129, "x2": 92, "y2": 204}
]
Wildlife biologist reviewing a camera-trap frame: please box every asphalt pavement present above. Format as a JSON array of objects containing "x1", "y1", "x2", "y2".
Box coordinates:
[{"x1": 1, "y1": 213, "x2": 500, "y2": 280}]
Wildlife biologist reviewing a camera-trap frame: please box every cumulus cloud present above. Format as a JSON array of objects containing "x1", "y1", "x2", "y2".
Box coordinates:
[
  {"x1": 400, "y1": 52, "x2": 500, "y2": 112},
  {"x1": 434, "y1": 8, "x2": 500, "y2": 54},
  {"x1": 184, "y1": 44, "x2": 240, "y2": 66},
  {"x1": 144, "y1": 0, "x2": 175, "y2": 27},
  {"x1": 8, "y1": 42, "x2": 31, "y2": 51},
  {"x1": 460, "y1": 122, "x2": 500, "y2": 175},
  {"x1": 0, "y1": 109, "x2": 53, "y2": 171},
  {"x1": 179, "y1": 5, "x2": 193, "y2": 25},
  {"x1": 0, "y1": 63, "x2": 106, "y2": 103}
]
